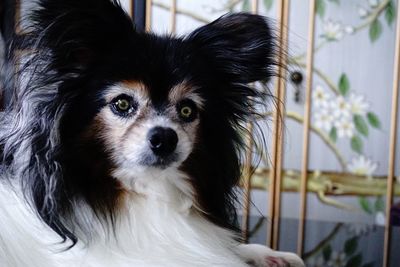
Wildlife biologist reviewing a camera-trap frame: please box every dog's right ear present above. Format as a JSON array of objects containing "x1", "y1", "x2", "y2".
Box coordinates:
[
  {"x1": 26, "y1": 0, "x2": 136, "y2": 72},
  {"x1": 185, "y1": 13, "x2": 277, "y2": 84}
]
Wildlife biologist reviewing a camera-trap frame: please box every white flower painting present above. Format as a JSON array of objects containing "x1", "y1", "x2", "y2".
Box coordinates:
[
  {"x1": 335, "y1": 117, "x2": 355, "y2": 138},
  {"x1": 349, "y1": 93, "x2": 370, "y2": 116},
  {"x1": 313, "y1": 84, "x2": 331, "y2": 108},
  {"x1": 347, "y1": 155, "x2": 378, "y2": 176},
  {"x1": 322, "y1": 19, "x2": 344, "y2": 41},
  {"x1": 314, "y1": 108, "x2": 335, "y2": 132}
]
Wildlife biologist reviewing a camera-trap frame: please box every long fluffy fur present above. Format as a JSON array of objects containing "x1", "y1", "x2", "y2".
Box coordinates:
[{"x1": 0, "y1": 1, "x2": 303, "y2": 266}]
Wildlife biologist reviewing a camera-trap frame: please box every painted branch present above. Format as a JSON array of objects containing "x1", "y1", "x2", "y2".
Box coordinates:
[
  {"x1": 302, "y1": 223, "x2": 344, "y2": 259},
  {"x1": 246, "y1": 168, "x2": 400, "y2": 197}
]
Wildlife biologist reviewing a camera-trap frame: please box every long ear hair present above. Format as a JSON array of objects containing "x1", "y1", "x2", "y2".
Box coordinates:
[
  {"x1": 0, "y1": 0, "x2": 135, "y2": 246},
  {"x1": 182, "y1": 13, "x2": 278, "y2": 230}
]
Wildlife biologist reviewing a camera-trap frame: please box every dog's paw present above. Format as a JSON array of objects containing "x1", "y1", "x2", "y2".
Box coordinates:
[
  {"x1": 264, "y1": 253, "x2": 304, "y2": 267},
  {"x1": 249, "y1": 254, "x2": 303, "y2": 267},
  {"x1": 237, "y1": 244, "x2": 305, "y2": 267},
  {"x1": 262, "y1": 255, "x2": 289, "y2": 267}
]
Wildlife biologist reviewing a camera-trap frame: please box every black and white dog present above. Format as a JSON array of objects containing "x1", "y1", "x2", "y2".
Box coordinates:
[{"x1": 0, "y1": 0, "x2": 304, "y2": 266}]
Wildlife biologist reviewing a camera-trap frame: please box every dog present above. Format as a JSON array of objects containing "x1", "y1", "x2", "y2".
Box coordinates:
[{"x1": 0, "y1": 0, "x2": 304, "y2": 266}]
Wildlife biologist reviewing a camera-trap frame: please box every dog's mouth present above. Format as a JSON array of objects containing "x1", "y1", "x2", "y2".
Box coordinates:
[{"x1": 138, "y1": 152, "x2": 180, "y2": 169}]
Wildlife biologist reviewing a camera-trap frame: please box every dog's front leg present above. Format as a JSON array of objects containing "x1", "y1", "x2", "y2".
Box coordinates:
[{"x1": 236, "y1": 244, "x2": 305, "y2": 267}]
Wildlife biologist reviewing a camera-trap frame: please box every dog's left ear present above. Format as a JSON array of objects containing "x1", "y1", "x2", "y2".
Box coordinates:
[
  {"x1": 186, "y1": 13, "x2": 276, "y2": 84},
  {"x1": 28, "y1": 0, "x2": 137, "y2": 72}
]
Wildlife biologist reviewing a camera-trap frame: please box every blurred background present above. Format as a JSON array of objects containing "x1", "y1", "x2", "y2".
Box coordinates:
[{"x1": 1, "y1": 0, "x2": 399, "y2": 266}]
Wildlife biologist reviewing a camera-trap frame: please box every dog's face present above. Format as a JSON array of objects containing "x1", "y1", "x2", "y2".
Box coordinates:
[
  {"x1": 4, "y1": 0, "x2": 276, "y2": 244},
  {"x1": 60, "y1": 36, "x2": 209, "y2": 194},
  {"x1": 93, "y1": 80, "x2": 202, "y2": 182}
]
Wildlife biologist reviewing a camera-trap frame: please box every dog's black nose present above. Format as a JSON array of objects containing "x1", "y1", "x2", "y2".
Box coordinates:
[{"x1": 147, "y1": 127, "x2": 178, "y2": 156}]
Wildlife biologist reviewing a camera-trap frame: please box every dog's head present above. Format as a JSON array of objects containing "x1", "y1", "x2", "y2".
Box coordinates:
[{"x1": 2, "y1": 0, "x2": 276, "y2": 245}]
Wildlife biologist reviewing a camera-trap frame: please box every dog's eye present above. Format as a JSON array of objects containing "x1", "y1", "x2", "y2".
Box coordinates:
[
  {"x1": 180, "y1": 106, "x2": 192, "y2": 118},
  {"x1": 177, "y1": 99, "x2": 197, "y2": 122},
  {"x1": 110, "y1": 94, "x2": 137, "y2": 117}
]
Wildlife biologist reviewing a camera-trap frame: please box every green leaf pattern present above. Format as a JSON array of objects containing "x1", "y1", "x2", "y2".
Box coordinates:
[
  {"x1": 344, "y1": 237, "x2": 358, "y2": 256},
  {"x1": 369, "y1": 19, "x2": 383, "y2": 42},
  {"x1": 354, "y1": 115, "x2": 369, "y2": 137},
  {"x1": 385, "y1": 1, "x2": 395, "y2": 26},
  {"x1": 358, "y1": 197, "x2": 373, "y2": 214},
  {"x1": 330, "y1": 127, "x2": 338, "y2": 142},
  {"x1": 367, "y1": 112, "x2": 381, "y2": 128},
  {"x1": 351, "y1": 136, "x2": 363, "y2": 154},
  {"x1": 316, "y1": 0, "x2": 326, "y2": 18},
  {"x1": 339, "y1": 73, "x2": 350, "y2": 96}
]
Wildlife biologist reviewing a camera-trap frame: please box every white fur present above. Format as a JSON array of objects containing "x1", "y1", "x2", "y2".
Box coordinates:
[
  {"x1": 0, "y1": 168, "x2": 304, "y2": 267},
  {"x1": 0, "y1": 168, "x2": 248, "y2": 267}
]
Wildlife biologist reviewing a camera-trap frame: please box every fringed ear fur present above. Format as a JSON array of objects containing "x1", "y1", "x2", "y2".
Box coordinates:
[
  {"x1": 28, "y1": 0, "x2": 136, "y2": 72},
  {"x1": 182, "y1": 13, "x2": 277, "y2": 231},
  {"x1": 186, "y1": 13, "x2": 277, "y2": 84},
  {"x1": 185, "y1": 13, "x2": 277, "y2": 126},
  {"x1": 1, "y1": 0, "x2": 137, "y2": 247}
]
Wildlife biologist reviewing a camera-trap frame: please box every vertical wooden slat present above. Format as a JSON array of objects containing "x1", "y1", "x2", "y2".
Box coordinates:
[
  {"x1": 241, "y1": 0, "x2": 259, "y2": 243},
  {"x1": 383, "y1": 1, "x2": 400, "y2": 266},
  {"x1": 242, "y1": 123, "x2": 254, "y2": 242},
  {"x1": 266, "y1": 0, "x2": 278, "y2": 246},
  {"x1": 15, "y1": 0, "x2": 21, "y2": 34},
  {"x1": 271, "y1": 0, "x2": 290, "y2": 251},
  {"x1": 169, "y1": 0, "x2": 177, "y2": 33},
  {"x1": 145, "y1": 0, "x2": 152, "y2": 32},
  {"x1": 297, "y1": 0, "x2": 316, "y2": 256},
  {"x1": 267, "y1": 0, "x2": 290, "y2": 249},
  {"x1": 251, "y1": 0, "x2": 258, "y2": 13},
  {"x1": 129, "y1": 0, "x2": 134, "y2": 18},
  {"x1": 267, "y1": 0, "x2": 289, "y2": 249}
]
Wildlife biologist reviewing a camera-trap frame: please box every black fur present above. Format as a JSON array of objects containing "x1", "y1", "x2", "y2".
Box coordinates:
[{"x1": 0, "y1": 0, "x2": 277, "y2": 246}]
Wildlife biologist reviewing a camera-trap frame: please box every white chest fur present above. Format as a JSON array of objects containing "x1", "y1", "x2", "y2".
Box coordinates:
[{"x1": 0, "y1": 171, "x2": 249, "y2": 267}]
